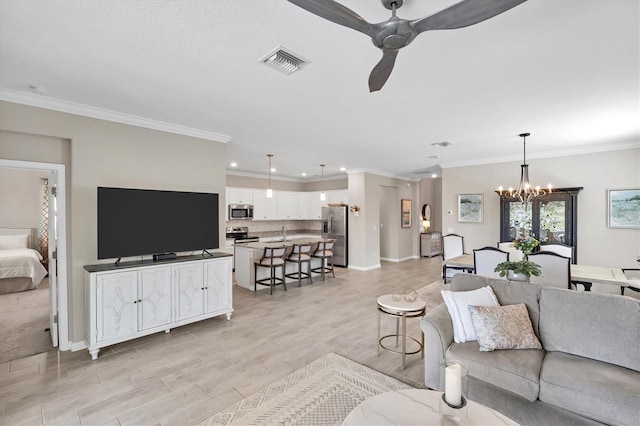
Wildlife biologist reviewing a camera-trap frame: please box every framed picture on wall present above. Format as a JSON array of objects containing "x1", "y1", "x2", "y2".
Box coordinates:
[
  {"x1": 608, "y1": 189, "x2": 640, "y2": 228},
  {"x1": 401, "y1": 199, "x2": 412, "y2": 228},
  {"x1": 458, "y1": 194, "x2": 483, "y2": 223}
]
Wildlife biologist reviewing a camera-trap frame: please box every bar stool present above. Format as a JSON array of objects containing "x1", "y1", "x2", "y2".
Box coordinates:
[
  {"x1": 311, "y1": 239, "x2": 336, "y2": 281},
  {"x1": 285, "y1": 243, "x2": 313, "y2": 287},
  {"x1": 254, "y1": 246, "x2": 287, "y2": 295}
]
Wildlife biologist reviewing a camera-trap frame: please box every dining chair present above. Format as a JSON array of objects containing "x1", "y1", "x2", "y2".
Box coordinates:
[
  {"x1": 621, "y1": 268, "x2": 640, "y2": 296},
  {"x1": 497, "y1": 242, "x2": 524, "y2": 261},
  {"x1": 473, "y1": 247, "x2": 509, "y2": 279},
  {"x1": 527, "y1": 251, "x2": 571, "y2": 289},
  {"x1": 539, "y1": 242, "x2": 575, "y2": 263},
  {"x1": 442, "y1": 234, "x2": 472, "y2": 281}
]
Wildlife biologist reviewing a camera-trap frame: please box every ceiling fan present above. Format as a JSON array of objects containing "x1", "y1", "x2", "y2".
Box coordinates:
[{"x1": 287, "y1": 0, "x2": 527, "y2": 92}]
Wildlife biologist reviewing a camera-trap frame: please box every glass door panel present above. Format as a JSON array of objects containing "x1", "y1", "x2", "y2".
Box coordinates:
[{"x1": 539, "y1": 200, "x2": 566, "y2": 243}]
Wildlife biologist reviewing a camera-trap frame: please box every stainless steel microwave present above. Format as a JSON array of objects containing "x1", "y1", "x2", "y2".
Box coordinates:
[{"x1": 228, "y1": 204, "x2": 253, "y2": 220}]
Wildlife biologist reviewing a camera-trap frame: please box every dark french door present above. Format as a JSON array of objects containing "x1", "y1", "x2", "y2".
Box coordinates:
[{"x1": 499, "y1": 188, "x2": 582, "y2": 262}]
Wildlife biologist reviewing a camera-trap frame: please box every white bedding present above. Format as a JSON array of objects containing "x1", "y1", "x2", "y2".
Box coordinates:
[{"x1": 0, "y1": 248, "x2": 48, "y2": 286}]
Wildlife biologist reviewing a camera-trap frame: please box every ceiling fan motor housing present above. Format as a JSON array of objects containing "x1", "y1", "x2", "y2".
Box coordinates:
[
  {"x1": 382, "y1": 0, "x2": 404, "y2": 10},
  {"x1": 372, "y1": 18, "x2": 417, "y2": 49}
]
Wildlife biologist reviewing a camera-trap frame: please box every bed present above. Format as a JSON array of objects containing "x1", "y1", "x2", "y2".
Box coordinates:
[{"x1": 0, "y1": 228, "x2": 48, "y2": 295}]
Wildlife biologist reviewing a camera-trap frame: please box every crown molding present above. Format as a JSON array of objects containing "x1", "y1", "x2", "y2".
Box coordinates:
[
  {"x1": 0, "y1": 89, "x2": 232, "y2": 143},
  {"x1": 440, "y1": 140, "x2": 640, "y2": 169},
  {"x1": 347, "y1": 168, "x2": 421, "y2": 182},
  {"x1": 226, "y1": 170, "x2": 349, "y2": 183}
]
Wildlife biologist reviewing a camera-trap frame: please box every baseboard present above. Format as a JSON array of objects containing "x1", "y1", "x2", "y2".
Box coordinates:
[
  {"x1": 71, "y1": 340, "x2": 87, "y2": 352},
  {"x1": 348, "y1": 264, "x2": 381, "y2": 271},
  {"x1": 380, "y1": 256, "x2": 420, "y2": 263}
]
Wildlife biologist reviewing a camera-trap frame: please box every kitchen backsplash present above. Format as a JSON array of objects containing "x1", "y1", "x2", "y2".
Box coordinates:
[{"x1": 226, "y1": 219, "x2": 323, "y2": 238}]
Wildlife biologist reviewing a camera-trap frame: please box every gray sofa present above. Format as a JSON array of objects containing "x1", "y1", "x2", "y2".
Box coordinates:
[{"x1": 420, "y1": 274, "x2": 640, "y2": 426}]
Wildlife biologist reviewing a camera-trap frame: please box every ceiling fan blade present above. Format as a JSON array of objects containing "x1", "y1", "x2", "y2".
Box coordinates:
[
  {"x1": 411, "y1": 0, "x2": 527, "y2": 34},
  {"x1": 368, "y1": 50, "x2": 399, "y2": 92},
  {"x1": 287, "y1": 0, "x2": 375, "y2": 37}
]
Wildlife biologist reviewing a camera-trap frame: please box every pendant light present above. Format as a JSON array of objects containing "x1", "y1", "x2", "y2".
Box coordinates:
[
  {"x1": 320, "y1": 164, "x2": 326, "y2": 201},
  {"x1": 498, "y1": 133, "x2": 552, "y2": 204},
  {"x1": 266, "y1": 154, "x2": 274, "y2": 198}
]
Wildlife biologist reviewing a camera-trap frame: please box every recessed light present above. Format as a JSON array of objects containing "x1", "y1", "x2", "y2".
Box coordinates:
[
  {"x1": 431, "y1": 174, "x2": 438, "y2": 178},
  {"x1": 301, "y1": 172, "x2": 307, "y2": 177},
  {"x1": 270, "y1": 168, "x2": 276, "y2": 173},
  {"x1": 230, "y1": 162, "x2": 237, "y2": 167},
  {"x1": 340, "y1": 167, "x2": 346, "y2": 172}
]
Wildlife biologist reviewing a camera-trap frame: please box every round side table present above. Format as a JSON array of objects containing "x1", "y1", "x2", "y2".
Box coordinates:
[{"x1": 377, "y1": 294, "x2": 426, "y2": 369}]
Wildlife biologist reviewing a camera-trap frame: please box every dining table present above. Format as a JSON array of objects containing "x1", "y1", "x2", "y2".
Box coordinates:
[{"x1": 443, "y1": 254, "x2": 629, "y2": 292}]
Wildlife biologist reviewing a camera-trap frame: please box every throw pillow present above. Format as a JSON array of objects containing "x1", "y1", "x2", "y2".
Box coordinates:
[
  {"x1": 468, "y1": 304, "x2": 543, "y2": 352},
  {"x1": 441, "y1": 286, "x2": 499, "y2": 343}
]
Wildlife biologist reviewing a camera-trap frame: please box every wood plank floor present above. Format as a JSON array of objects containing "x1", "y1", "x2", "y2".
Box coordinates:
[{"x1": 0, "y1": 256, "x2": 444, "y2": 425}]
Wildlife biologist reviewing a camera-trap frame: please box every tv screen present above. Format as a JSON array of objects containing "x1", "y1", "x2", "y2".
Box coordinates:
[{"x1": 98, "y1": 187, "x2": 219, "y2": 259}]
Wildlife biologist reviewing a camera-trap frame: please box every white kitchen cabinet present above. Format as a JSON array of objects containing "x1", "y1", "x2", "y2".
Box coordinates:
[
  {"x1": 227, "y1": 188, "x2": 254, "y2": 205},
  {"x1": 298, "y1": 191, "x2": 323, "y2": 219},
  {"x1": 85, "y1": 255, "x2": 233, "y2": 360},
  {"x1": 277, "y1": 191, "x2": 299, "y2": 219},
  {"x1": 252, "y1": 190, "x2": 277, "y2": 220}
]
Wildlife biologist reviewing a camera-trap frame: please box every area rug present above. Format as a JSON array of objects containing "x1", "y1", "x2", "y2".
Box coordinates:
[{"x1": 197, "y1": 352, "x2": 413, "y2": 425}]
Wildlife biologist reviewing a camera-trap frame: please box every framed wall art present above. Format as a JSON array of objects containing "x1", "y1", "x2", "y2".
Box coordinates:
[
  {"x1": 401, "y1": 199, "x2": 412, "y2": 228},
  {"x1": 458, "y1": 194, "x2": 483, "y2": 223},
  {"x1": 608, "y1": 189, "x2": 640, "y2": 228}
]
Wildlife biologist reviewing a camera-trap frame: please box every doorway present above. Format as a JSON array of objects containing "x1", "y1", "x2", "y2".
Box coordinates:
[{"x1": 0, "y1": 158, "x2": 69, "y2": 352}]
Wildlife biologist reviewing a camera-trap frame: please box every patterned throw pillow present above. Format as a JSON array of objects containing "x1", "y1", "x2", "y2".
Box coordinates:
[
  {"x1": 468, "y1": 304, "x2": 542, "y2": 352},
  {"x1": 441, "y1": 286, "x2": 499, "y2": 343}
]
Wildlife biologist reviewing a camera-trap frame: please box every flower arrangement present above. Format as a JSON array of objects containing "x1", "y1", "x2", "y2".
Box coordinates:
[{"x1": 513, "y1": 235, "x2": 539, "y2": 255}]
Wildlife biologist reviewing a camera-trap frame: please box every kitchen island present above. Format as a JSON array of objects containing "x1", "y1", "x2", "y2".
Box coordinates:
[{"x1": 234, "y1": 237, "x2": 330, "y2": 291}]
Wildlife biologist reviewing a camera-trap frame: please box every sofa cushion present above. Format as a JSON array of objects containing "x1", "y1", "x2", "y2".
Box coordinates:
[
  {"x1": 447, "y1": 341, "x2": 544, "y2": 402},
  {"x1": 441, "y1": 286, "x2": 499, "y2": 343},
  {"x1": 451, "y1": 274, "x2": 542, "y2": 336},
  {"x1": 540, "y1": 351, "x2": 640, "y2": 425},
  {"x1": 468, "y1": 304, "x2": 542, "y2": 352},
  {"x1": 539, "y1": 288, "x2": 640, "y2": 371}
]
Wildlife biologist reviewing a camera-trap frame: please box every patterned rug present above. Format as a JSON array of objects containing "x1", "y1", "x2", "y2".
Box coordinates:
[{"x1": 197, "y1": 352, "x2": 413, "y2": 426}]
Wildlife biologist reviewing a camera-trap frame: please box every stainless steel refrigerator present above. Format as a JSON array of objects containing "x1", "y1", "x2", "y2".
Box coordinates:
[{"x1": 322, "y1": 205, "x2": 348, "y2": 267}]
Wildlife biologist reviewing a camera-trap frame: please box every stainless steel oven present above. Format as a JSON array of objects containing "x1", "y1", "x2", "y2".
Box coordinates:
[{"x1": 228, "y1": 204, "x2": 253, "y2": 220}]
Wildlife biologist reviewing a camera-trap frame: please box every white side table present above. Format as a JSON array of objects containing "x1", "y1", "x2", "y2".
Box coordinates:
[
  {"x1": 342, "y1": 389, "x2": 519, "y2": 425},
  {"x1": 377, "y1": 294, "x2": 426, "y2": 369}
]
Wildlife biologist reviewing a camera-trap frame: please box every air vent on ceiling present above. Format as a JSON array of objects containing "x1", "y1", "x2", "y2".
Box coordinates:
[
  {"x1": 259, "y1": 46, "x2": 309, "y2": 75},
  {"x1": 431, "y1": 141, "x2": 453, "y2": 148},
  {"x1": 428, "y1": 155, "x2": 439, "y2": 159}
]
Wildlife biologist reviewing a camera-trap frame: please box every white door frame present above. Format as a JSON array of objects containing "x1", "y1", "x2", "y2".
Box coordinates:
[{"x1": 0, "y1": 158, "x2": 69, "y2": 351}]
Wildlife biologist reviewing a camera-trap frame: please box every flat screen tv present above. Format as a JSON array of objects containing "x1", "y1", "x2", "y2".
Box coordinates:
[{"x1": 98, "y1": 187, "x2": 219, "y2": 260}]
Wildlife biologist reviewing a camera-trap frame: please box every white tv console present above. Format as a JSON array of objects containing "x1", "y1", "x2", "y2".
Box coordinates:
[{"x1": 84, "y1": 253, "x2": 233, "y2": 360}]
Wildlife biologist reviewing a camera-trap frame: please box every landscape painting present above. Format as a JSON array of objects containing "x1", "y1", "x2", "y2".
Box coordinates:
[
  {"x1": 458, "y1": 194, "x2": 483, "y2": 223},
  {"x1": 608, "y1": 189, "x2": 640, "y2": 228}
]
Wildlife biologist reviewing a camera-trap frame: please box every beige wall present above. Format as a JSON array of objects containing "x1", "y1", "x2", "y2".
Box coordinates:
[
  {"x1": 0, "y1": 101, "x2": 228, "y2": 345},
  {"x1": 0, "y1": 168, "x2": 50, "y2": 230},
  {"x1": 226, "y1": 174, "x2": 348, "y2": 192},
  {"x1": 442, "y1": 147, "x2": 640, "y2": 270},
  {"x1": 418, "y1": 177, "x2": 442, "y2": 233},
  {"x1": 348, "y1": 171, "x2": 419, "y2": 269}
]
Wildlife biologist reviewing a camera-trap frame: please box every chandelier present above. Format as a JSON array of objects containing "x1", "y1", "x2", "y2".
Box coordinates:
[{"x1": 498, "y1": 133, "x2": 552, "y2": 204}]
